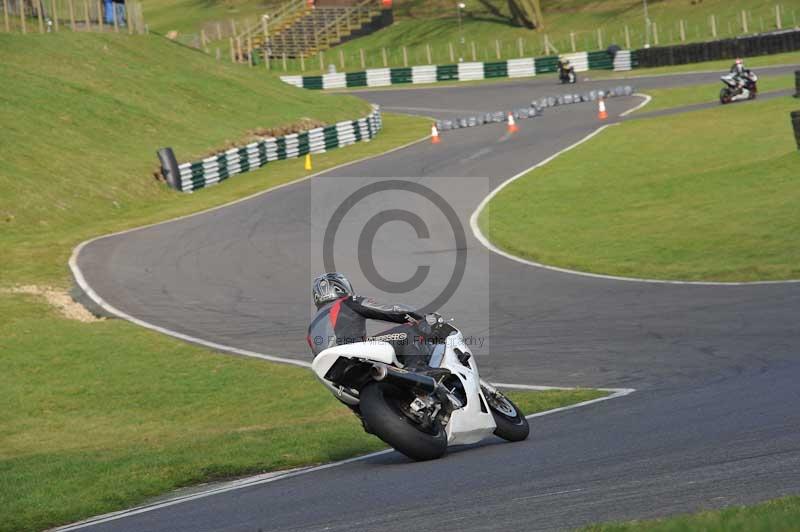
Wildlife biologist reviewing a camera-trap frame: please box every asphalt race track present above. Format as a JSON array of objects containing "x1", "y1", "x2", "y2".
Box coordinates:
[{"x1": 71, "y1": 66, "x2": 800, "y2": 531}]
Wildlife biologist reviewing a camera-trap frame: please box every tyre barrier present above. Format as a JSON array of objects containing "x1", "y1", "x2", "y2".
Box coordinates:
[
  {"x1": 795, "y1": 70, "x2": 799, "y2": 98},
  {"x1": 158, "y1": 106, "x2": 382, "y2": 193},
  {"x1": 434, "y1": 85, "x2": 634, "y2": 133},
  {"x1": 791, "y1": 110, "x2": 800, "y2": 150},
  {"x1": 633, "y1": 28, "x2": 800, "y2": 68},
  {"x1": 281, "y1": 50, "x2": 628, "y2": 91}
]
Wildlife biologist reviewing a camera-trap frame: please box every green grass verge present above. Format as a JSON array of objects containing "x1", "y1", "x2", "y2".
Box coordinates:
[
  {"x1": 584, "y1": 496, "x2": 800, "y2": 532},
  {"x1": 480, "y1": 95, "x2": 800, "y2": 282},
  {"x1": 0, "y1": 290, "x2": 607, "y2": 532},
  {"x1": 639, "y1": 73, "x2": 796, "y2": 113}
]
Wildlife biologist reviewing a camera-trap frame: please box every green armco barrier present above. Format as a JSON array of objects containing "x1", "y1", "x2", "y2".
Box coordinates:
[
  {"x1": 437, "y1": 64, "x2": 458, "y2": 81},
  {"x1": 346, "y1": 72, "x2": 368, "y2": 87},
  {"x1": 588, "y1": 50, "x2": 614, "y2": 70},
  {"x1": 535, "y1": 55, "x2": 559, "y2": 74},
  {"x1": 484, "y1": 61, "x2": 509, "y2": 78},
  {"x1": 390, "y1": 67, "x2": 413, "y2": 84}
]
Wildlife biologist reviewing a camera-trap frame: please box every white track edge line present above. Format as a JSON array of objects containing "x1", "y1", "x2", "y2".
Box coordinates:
[
  {"x1": 468, "y1": 108, "x2": 800, "y2": 286},
  {"x1": 53, "y1": 382, "x2": 634, "y2": 531},
  {"x1": 619, "y1": 93, "x2": 652, "y2": 116}
]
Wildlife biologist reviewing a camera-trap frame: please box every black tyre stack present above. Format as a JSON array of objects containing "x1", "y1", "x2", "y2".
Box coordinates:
[
  {"x1": 795, "y1": 70, "x2": 800, "y2": 98},
  {"x1": 791, "y1": 110, "x2": 800, "y2": 150}
]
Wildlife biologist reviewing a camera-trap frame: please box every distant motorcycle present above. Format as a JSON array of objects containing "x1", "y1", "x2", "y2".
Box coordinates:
[
  {"x1": 720, "y1": 71, "x2": 758, "y2": 104},
  {"x1": 558, "y1": 60, "x2": 576, "y2": 84}
]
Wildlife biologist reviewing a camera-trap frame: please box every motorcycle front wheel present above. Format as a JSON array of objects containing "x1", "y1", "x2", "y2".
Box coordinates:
[
  {"x1": 359, "y1": 382, "x2": 448, "y2": 461},
  {"x1": 482, "y1": 387, "x2": 530, "y2": 442},
  {"x1": 719, "y1": 87, "x2": 732, "y2": 104}
]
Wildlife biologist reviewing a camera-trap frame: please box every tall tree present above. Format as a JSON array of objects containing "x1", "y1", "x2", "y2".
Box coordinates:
[{"x1": 477, "y1": 0, "x2": 545, "y2": 30}]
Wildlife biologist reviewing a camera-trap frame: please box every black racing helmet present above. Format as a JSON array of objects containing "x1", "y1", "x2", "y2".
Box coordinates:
[{"x1": 312, "y1": 272, "x2": 354, "y2": 309}]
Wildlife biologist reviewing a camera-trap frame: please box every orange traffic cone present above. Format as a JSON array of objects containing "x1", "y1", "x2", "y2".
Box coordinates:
[
  {"x1": 507, "y1": 112, "x2": 519, "y2": 133},
  {"x1": 431, "y1": 124, "x2": 441, "y2": 144},
  {"x1": 598, "y1": 98, "x2": 608, "y2": 120}
]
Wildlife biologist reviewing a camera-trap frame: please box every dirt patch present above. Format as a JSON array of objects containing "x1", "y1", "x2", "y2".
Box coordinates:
[{"x1": 3, "y1": 285, "x2": 102, "y2": 323}]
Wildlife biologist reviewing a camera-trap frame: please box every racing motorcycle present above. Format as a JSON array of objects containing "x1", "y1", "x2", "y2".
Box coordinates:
[
  {"x1": 558, "y1": 60, "x2": 576, "y2": 84},
  {"x1": 311, "y1": 319, "x2": 529, "y2": 461},
  {"x1": 720, "y1": 71, "x2": 758, "y2": 104}
]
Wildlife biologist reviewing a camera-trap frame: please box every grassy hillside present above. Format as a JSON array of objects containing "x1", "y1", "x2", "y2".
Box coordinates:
[
  {"x1": 137, "y1": 0, "x2": 800, "y2": 71},
  {"x1": 328, "y1": 0, "x2": 794, "y2": 72},
  {"x1": 0, "y1": 32, "x2": 373, "y2": 284}
]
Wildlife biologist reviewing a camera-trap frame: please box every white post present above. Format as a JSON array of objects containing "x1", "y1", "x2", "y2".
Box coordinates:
[
  {"x1": 710, "y1": 14, "x2": 717, "y2": 38},
  {"x1": 570, "y1": 31, "x2": 576, "y2": 52},
  {"x1": 776, "y1": 4, "x2": 782, "y2": 29}
]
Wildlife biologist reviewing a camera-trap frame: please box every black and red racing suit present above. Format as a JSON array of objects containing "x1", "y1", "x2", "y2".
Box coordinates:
[{"x1": 307, "y1": 296, "x2": 433, "y2": 368}]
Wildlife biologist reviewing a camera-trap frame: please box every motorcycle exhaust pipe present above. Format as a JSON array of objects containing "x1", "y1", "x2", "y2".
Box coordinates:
[{"x1": 371, "y1": 363, "x2": 438, "y2": 394}]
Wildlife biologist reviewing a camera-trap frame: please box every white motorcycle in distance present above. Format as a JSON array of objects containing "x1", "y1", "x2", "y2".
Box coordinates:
[
  {"x1": 311, "y1": 319, "x2": 530, "y2": 461},
  {"x1": 720, "y1": 71, "x2": 758, "y2": 104}
]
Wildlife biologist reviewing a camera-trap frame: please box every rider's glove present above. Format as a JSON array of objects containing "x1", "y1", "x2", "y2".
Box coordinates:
[{"x1": 425, "y1": 313, "x2": 444, "y2": 327}]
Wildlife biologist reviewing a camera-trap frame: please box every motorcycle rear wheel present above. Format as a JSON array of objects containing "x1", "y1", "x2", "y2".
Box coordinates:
[
  {"x1": 482, "y1": 387, "x2": 530, "y2": 442},
  {"x1": 359, "y1": 382, "x2": 448, "y2": 461}
]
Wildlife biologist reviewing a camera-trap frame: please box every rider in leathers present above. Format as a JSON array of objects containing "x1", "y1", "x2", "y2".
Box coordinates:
[
  {"x1": 307, "y1": 272, "x2": 444, "y2": 370},
  {"x1": 729, "y1": 58, "x2": 752, "y2": 94}
]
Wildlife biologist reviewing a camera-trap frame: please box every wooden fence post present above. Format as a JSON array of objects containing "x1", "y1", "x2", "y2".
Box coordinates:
[
  {"x1": 282, "y1": 52, "x2": 287, "y2": 71},
  {"x1": 470, "y1": 40, "x2": 476, "y2": 61},
  {"x1": 200, "y1": 29, "x2": 207, "y2": 50},
  {"x1": 300, "y1": 53, "x2": 305, "y2": 71},
  {"x1": 68, "y1": 0, "x2": 76, "y2": 30},
  {"x1": 3, "y1": 0, "x2": 9, "y2": 32},
  {"x1": 403, "y1": 45, "x2": 408, "y2": 66},
  {"x1": 37, "y1": 0, "x2": 45, "y2": 32},
  {"x1": 216, "y1": 22, "x2": 221, "y2": 40},
  {"x1": 518, "y1": 37, "x2": 523, "y2": 57},
  {"x1": 570, "y1": 31, "x2": 576, "y2": 52},
  {"x1": 624, "y1": 25, "x2": 631, "y2": 49},
  {"x1": 96, "y1": 0, "x2": 103, "y2": 31},
  {"x1": 248, "y1": 36, "x2": 254, "y2": 67},
  {"x1": 426, "y1": 43, "x2": 432, "y2": 64},
  {"x1": 215, "y1": 47, "x2": 220, "y2": 60},
  {"x1": 741, "y1": 10, "x2": 748, "y2": 32},
  {"x1": 679, "y1": 19, "x2": 685, "y2": 41},
  {"x1": 448, "y1": 42, "x2": 454, "y2": 62},
  {"x1": 776, "y1": 5, "x2": 782, "y2": 29},
  {"x1": 652, "y1": 21, "x2": 658, "y2": 44},
  {"x1": 339, "y1": 48, "x2": 344, "y2": 70},
  {"x1": 596, "y1": 28, "x2": 602, "y2": 49},
  {"x1": 112, "y1": 0, "x2": 119, "y2": 32},
  {"x1": 229, "y1": 37, "x2": 235, "y2": 62},
  {"x1": 710, "y1": 14, "x2": 717, "y2": 37},
  {"x1": 51, "y1": 0, "x2": 58, "y2": 31},
  {"x1": 359, "y1": 48, "x2": 365, "y2": 69},
  {"x1": 20, "y1": 0, "x2": 26, "y2": 34},
  {"x1": 381, "y1": 47, "x2": 387, "y2": 67}
]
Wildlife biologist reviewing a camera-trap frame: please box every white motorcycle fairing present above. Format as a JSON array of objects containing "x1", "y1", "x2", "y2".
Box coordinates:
[
  {"x1": 311, "y1": 341, "x2": 398, "y2": 406},
  {"x1": 433, "y1": 332, "x2": 497, "y2": 445},
  {"x1": 311, "y1": 329, "x2": 498, "y2": 446}
]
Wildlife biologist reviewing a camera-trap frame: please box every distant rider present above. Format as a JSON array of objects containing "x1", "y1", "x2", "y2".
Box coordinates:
[
  {"x1": 307, "y1": 272, "x2": 445, "y2": 369},
  {"x1": 729, "y1": 58, "x2": 752, "y2": 93}
]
